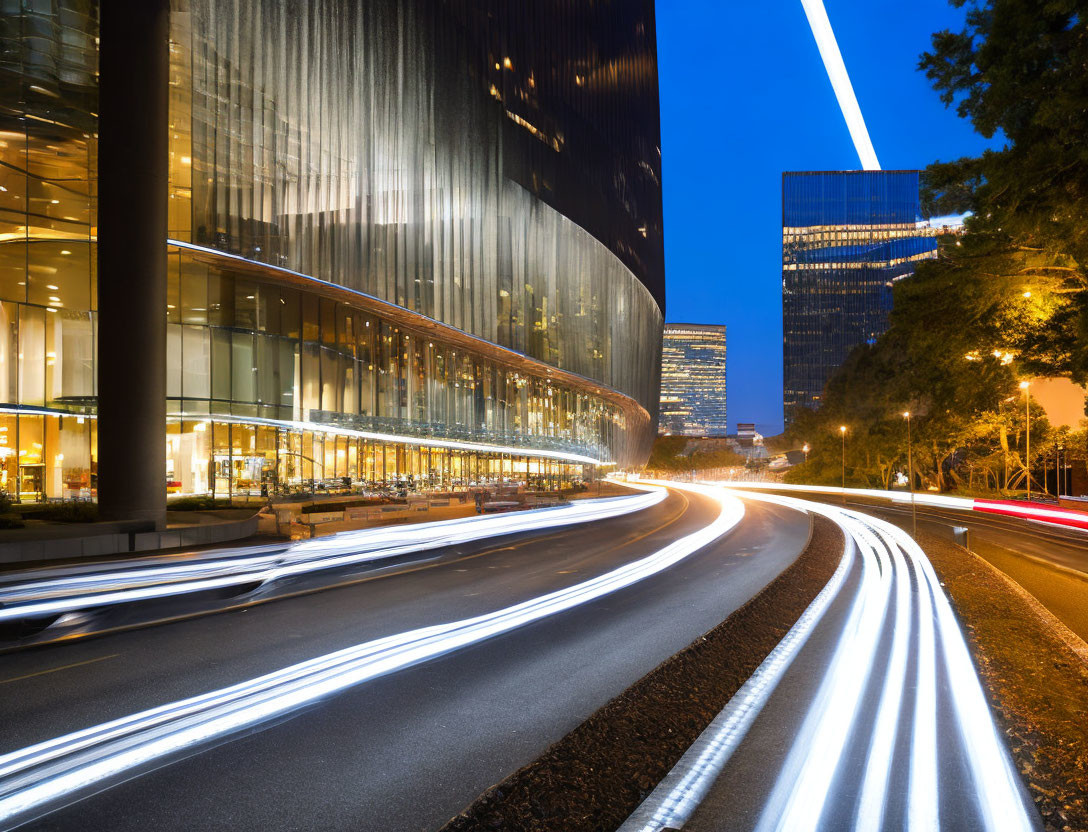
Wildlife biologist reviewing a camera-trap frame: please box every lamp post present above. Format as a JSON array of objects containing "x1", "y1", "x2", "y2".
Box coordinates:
[
  {"x1": 903, "y1": 411, "x2": 916, "y2": 536},
  {"x1": 839, "y1": 425, "x2": 847, "y2": 504},
  {"x1": 1020, "y1": 381, "x2": 1031, "y2": 501},
  {"x1": 1058, "y1": 444, "x2": 1065, "y2": 498}
]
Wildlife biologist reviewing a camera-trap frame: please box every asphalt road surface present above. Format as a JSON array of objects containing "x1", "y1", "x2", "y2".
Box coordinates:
[
  {"x1": 624, "y1": 492, "x2": 1039, "y2": 832},
  {"x1": 1, "y1": 487, "x2": 811, "y2": 831},
  {"x1": 847, "y1": 498, "x2": 1088, "y2": 641}
]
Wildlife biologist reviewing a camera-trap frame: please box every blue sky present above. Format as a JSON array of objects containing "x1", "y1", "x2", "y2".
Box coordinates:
[{"x1": 656, "y1": 0, "x2": 998, "y2": 435}]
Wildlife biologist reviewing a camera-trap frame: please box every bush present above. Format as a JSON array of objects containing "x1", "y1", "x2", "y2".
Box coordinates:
[
  {"x1": 167, "y1": 496, "x2": 235, "y2": 511},
  {"x1": 19, "y1": 502, "x2": 99, "y2": 523}
]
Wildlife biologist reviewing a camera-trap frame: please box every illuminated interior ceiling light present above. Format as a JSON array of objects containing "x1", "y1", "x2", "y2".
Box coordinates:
[{"x1": 799, "y1": 0, "x2": 881, "y2": 171}]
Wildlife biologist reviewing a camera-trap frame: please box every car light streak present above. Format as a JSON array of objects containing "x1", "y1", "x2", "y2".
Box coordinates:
[
  {"x1": 0, "y1": 481, "x2": 744, "y2": 827},
  {"x1": 717, "y1": 480, "x2": 1088, "y2": 533},
  {"x1": 619, "y1": 495, "x2": 855, "y2": 832},
  {"x1": 887, "y1": 522, "x2": 1037, "y2": 831},
  {"x1": 908, "y1": 547, "x2": 939, "y2": 832},
  {"x1": 622, "y1": 488, "x2": 1038, "y2": 832},
  {"x1": 754, "y1": 514, "x2": 889, "y2": 832},
  {"x1": 854, "y1": 526, "x2": 911, "y2": 832},
  {"x1": 0, "y1": 491, "x2": 663, "y2": 623}
]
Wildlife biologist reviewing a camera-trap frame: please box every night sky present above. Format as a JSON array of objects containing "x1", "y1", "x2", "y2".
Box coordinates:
[{"x1": 656, "y1": 1, "x2": 999, "y2": 436}]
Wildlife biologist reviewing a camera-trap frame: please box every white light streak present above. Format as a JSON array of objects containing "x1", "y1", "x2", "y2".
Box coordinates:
[
  {"x1": 799, "y1": 0, "x2": 881, "y2": 171},
  {"x1": 0, "y1": 492, "x2": 664, "y2": 622},
  {"x1": 0, "y1": 481, "x2": 745, "y2": 826},
  {"x1": 716, "y1": 480, "x2": 1088, "y2": 533},
  {"x1": 621, "y1": 489, "x2": 1038, "y2": 832},
  {"x1": 619, "y1": 493, "x2": 855, "y2": 832}
]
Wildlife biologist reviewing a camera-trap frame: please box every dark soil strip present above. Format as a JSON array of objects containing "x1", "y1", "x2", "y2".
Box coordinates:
[
  {"x1": 440, "y1": 515, "x2": 844, "y2": 832},
  {"x1": 917, "y1": 530, "x2": 1088, "y2": 832}
]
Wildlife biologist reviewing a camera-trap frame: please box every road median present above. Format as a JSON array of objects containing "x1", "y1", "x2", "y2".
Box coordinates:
[{"x1": 440, "y1": 514, "x2": 843, "y2": 832}]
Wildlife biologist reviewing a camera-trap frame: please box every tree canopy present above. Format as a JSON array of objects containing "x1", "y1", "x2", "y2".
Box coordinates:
[{"x1": 785, "y1": 0, "x2": 1088, "y2": 494}]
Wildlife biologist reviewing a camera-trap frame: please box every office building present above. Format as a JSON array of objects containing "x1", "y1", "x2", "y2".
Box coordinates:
[
  {"x1": 658, "y1": 324, "x2": 727, "y2": 436},
  {"x1": 0, "y1": 0, "x2": 664, "y2": 521},
  {"x1": 782, "y1": 171, "x2": 937, "y2": 424}
]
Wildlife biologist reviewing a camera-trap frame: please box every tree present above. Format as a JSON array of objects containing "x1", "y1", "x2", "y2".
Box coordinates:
[{"x1": 918, "y1": 0, "x2": 1088, "y2": 382}]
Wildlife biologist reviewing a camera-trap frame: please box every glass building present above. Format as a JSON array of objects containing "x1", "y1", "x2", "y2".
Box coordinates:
[
  {"x1": 782, "y1": 171, "x2": 938, "y2": 424},
  {"x1": 0, "y1": 0, "x2": 664, "y2": 506},
  {"x1": 658, "y1": 324, "x2": 727, "y2": 437}
]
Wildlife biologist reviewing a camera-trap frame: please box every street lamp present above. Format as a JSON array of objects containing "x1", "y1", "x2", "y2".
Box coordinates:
[
  {"x1": 802, "y1": 443, "x2": 810, "y2": 463},
  {"x1": 903, "y1": 411, "x2": 916, "y2": 536},
  {"x1": 1020, "y1": 381, "x2": 1031, "y2": 501},
  {"x1": 839, "y1": 425, "x2": 847, "y2": 503}
]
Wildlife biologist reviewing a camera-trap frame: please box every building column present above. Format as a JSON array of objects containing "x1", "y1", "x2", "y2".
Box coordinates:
[{"x1": 96, "y1": 0, "x2": 170, "y2": 528}]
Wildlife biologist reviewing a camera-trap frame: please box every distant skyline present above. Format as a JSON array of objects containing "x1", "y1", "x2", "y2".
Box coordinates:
[{"x1": 656, "y1": 0, "x2": 999, "y2": 435}]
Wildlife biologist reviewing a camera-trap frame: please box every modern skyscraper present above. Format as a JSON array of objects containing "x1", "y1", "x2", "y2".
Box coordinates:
[
  {"x1": 658, "y1": 324, "x2": 727, "y2": 437},
  {"x1": 0, "y1": 0, "x2": 664, "y2": 521},
  {"x1": 782, "y1": 171, "x2": 938, "y2": 424}
]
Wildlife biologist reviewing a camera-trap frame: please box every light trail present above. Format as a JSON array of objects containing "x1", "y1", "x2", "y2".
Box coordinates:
[
  {"x1": 0, "y1": 481, "x2": 744, "y2": 828},
  {"x1": 0, "y1": 491, "x2": 664, "y2": 624},
  {"x1": 622, "y1": 489, "x2": 1038, "y2": 832},
  {"x1": 799, "y1": 0, "x2": 881, "y2": 171},
  {"x1": 716, "y1": 479, "x2": 1088, "y2": 532}
]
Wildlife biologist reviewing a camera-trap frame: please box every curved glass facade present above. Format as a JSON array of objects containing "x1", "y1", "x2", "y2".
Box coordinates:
[
  {"x1": 170, "y1": 0, "x2": 663, "y2": 419},
  {"x1": 0, "y1": 0, "x2": 663, "y2": 501}
]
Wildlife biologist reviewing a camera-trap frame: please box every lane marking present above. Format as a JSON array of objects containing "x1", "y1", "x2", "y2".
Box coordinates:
[
  {"x1": 0, "y1": 492, "x2": 664, "y2": 620},
  {"x1": 0, "y1": 655, "x2": 119, "y2": 687},
  {"x1": 1, "y1": 496, "x2": 684, "y2": 653},
  {"x1": 622, "y1": 490, "x2": 1039, "y2": 832},
  {"x1": 0, "y1": 481, "x2": 744, "y2": 826}
]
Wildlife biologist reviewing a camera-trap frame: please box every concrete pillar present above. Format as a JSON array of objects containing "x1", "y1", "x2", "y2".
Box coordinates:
[{"x1": 96, "y1": 0, "x2": 170, "y2": 528}]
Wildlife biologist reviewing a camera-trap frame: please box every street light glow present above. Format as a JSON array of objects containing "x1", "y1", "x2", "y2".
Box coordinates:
[
  {"x1": 839, "y1": 425, "x2": 847, "y2": 433},
  {"x1": 1019, "y1": 381, "x2": 1030, "y2": 390}
]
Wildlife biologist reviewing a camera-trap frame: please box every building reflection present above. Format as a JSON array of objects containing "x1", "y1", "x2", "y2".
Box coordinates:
[
  {"x1": 782, "y1": 171, "x2": 938, "y2": 424},
  {"x1": 0, "y1": 0, "x2": 664, "y2": 502}
]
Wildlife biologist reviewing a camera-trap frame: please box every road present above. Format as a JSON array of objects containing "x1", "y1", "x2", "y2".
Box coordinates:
[
  {"x1": 0, "y1": 486, "x2": 811, "y2": 831},
  {"x1": 854, "y1": 499, "x2": 1088, "y2": 641},
  {"x1": 623, "y1": 491, "x2": 1040, "y2": 832}
]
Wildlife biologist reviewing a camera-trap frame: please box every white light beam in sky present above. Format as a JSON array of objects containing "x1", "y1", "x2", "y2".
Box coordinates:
[{"x1": 800, "y1": 0, "x2": 881, "y2": 171}]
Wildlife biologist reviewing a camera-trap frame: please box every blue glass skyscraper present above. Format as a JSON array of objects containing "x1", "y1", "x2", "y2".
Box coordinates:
[{"x1": 782, "y1": 171, "x2": 938, "y2": 424}]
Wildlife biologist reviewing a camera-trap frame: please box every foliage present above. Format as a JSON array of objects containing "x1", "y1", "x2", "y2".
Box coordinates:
[
  {"x1": 18, "y1": 501, "x2": 99, "y2": 523},
  {"x1": 644, "y1": 437, "x2": 746, "y2": 473},
  {"x1": 918, "y1": 0, "x2": 1088, "y2": 381},
  {"x1": 166, "y1": 496, "x2": 235, "y2": 511},
  {"x1": 786, "y1": 0, "x2": 1088, "y2": 495}
]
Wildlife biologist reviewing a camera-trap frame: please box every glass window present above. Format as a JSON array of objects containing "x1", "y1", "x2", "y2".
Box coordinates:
[
  {"x1": 182, "y1": 325, "x2": 211, "y2": 399},
  {"x1": 231, "y1": 331, "x2": 256, "y2": 403},
  {"x1": 27, "y1": 240, "x2": 91, "y2": 311},
  {"x1": 210, "y1": 328, "x2": 231, "y2": 401},
  {"x1": 0, "y1": 414, "x2": 15, "y2": 497},
  {"x1": 0, "y1": 234, "x2": 27, "y2": 304},
  {"x1": 167, "y1": 324, "x2": 182, "y2": 398},
  {"x1": 18, "y1": 305, "x2": 45, "y2": 406},
  {"x1": 180, "y1": 258, "x2": 208, "y2": 325},
  {"x1": 0, "y1": 302, "x2": 17, "y2": 404},
  {"x1": 47, "y1": 309, "x2": 94, "y2": 406},
  {"x1": 18, "y1": 414, "x2": 44, "y2": 502},
  {"x1": 235, "y1": 279, "x2": 258, "y2": 331}
]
